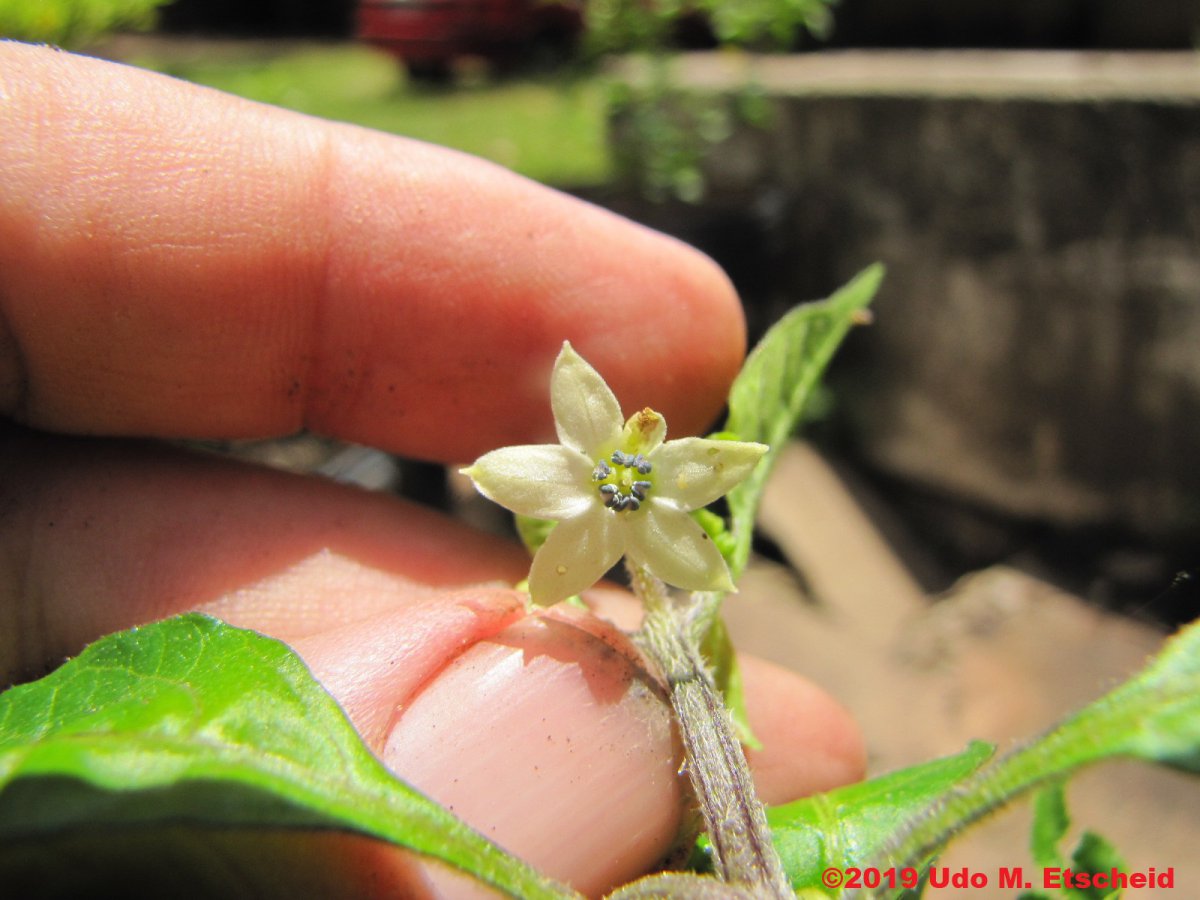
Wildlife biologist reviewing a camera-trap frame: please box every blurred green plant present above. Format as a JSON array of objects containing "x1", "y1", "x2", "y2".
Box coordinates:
[
  {"x1": 0, "y1": 0, "x2": 170, "y2": 47},
  {"x1": 585, "y1": 0, "x2": 835, "y2": 56},
  {"x1": 582, "y1": 0, "x2": 838, "y2": 201}
]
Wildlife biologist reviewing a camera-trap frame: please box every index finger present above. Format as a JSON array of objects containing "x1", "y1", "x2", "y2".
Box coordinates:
[{"x1": 0, "y1": 44, "x2": 744, "y2": 462}]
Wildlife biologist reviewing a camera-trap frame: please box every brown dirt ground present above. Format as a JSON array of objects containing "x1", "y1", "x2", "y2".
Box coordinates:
[{"x1": 725, "y1": 441, "x2": 1200, "y2": 898}]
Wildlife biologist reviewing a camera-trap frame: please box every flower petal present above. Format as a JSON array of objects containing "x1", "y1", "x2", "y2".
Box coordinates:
[
  {"x1": 529, "y1": 505, "x2": 625, "y2": 605},
  {"x1": 551, "y1": 342, "x2": 622, "y2": 455},
  {"x1": 650, "y1": 438, "x2": 768, "y2": 510},
  {"x1": 625, "y1": 500, "x2": 735, "y2": 593},
  {"x1": 461, "y1": 445, "x2": 594, "y2": 519}
]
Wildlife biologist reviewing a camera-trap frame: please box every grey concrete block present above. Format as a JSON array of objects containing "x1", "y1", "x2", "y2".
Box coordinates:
[{"x1": 680, "y1": 52, "x2": 1200, "y2": 541}]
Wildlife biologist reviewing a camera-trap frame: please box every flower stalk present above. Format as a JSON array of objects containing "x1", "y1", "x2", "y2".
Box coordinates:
[
  {"x1": 462, "y1": 342, "x2": 784, "y2": 894},
  {"x1": 630, "y1": 564, "x2": 792, "y2": 899}
]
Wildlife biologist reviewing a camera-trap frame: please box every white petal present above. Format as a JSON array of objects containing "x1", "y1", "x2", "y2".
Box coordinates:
[
  {"x1": 625, "y1": 500, "x2": 734, "y2": 593},
  {"x1": 551, "y1": 342, "x2": 622, "y2": 455},
  {"x1": 528, "y1": 505, "x2": 625, "y2": 605},
  {"x1": 650, "y1": 438, "x2": 769, "y2": 510},
  {"x1": 462, "y1": 445, "x2": 593, "y2": 519}
]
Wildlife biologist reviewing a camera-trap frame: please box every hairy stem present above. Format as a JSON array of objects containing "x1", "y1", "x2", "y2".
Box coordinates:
[{"x1": 629, "y1": 564, "x2": 791, "y2": 898}]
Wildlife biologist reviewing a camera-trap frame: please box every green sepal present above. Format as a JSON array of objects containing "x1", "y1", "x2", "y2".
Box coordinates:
[{"x1": 515, "y1": 514, "x2": 557, "y2": 557}]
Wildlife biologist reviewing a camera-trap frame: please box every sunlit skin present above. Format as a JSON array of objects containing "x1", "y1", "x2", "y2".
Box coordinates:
[{"x1": 0, "y1": 43, "x2": 865, "y2": 897}]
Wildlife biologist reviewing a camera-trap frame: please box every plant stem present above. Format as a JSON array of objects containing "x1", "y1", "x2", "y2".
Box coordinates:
[
  {"x1": 629, "y1": 564, "x2": 792, "y2": 899},
  {"x1": 857, "y1": 620, "x2": 1200, "y2": 897}
]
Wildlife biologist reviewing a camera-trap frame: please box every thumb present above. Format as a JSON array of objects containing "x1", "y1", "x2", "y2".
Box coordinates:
[
  {"x1": 293, "y1": 595, "x2": 685, "y2": 898},
  {"x1": 292, "y1": 591, "x2": 866, "y2": 897}
]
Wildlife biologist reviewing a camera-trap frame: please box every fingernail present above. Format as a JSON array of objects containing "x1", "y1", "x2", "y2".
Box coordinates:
[
  {"x1": 291, "y1": 588, "x2": 528, "y2": 751},
  {"x1": 383, "y1": 610, "x2": 685, "y2": 897}
]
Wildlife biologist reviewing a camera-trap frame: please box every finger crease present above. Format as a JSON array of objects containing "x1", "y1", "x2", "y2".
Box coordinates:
[{"x1": 298, "y1": 129, "x2": 340, "y2": 435}]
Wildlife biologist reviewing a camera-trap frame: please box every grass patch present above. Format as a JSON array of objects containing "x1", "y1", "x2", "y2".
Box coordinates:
[{"x1": 130, "y1": 43, "x2": 612, "y2": 187}]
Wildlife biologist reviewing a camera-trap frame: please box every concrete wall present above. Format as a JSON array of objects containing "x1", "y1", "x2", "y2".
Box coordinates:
[{"x1": 611, "y1": 53, "x2": 1200, "y2": 545}]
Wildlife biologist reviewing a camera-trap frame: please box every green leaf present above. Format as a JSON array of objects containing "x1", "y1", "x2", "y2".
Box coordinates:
[
  {"x1": 717, "y1": 741, "x2": 994, "y2": 894},
  {"x1": 0, "y1": 614, "x2": 576, "y2": 900},
  {"x1": 0, "y1": 0, "x2": 171, "y2": 46},
  {"x1": 723, "y1": 264, "x2": 884, "y2": 578},
  {"x1": 865, "y1": 616, "x2": 1200, "y2": 877},
  {"x1": 688, "y1": 266, "x2": 883, "y2": 752},
  {"x1": 698, "y1": 616, "x2": 759, "y2": 750},
  {"x1": 1069, "y1": 831, "x2": 1128, "y2": 900},
  {"x1": 1024, "y1": 782, "x2": 1128, "y2": 900},
  {"x1": 1022, "y1": 782, "x2": 1123, "y2": 900},
  {"x1": 1029, "y1": 781, "x2": 1071, "y2": 871}
]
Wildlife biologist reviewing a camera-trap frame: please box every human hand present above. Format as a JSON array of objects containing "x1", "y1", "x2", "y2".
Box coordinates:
[{"x1": 0, "y1": 43, "x2": 864, "y2": 896}]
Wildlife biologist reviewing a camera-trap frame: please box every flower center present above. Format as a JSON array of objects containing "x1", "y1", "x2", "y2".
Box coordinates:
[{"x1": 592, "y1": 450, "x2": 653, "y2": 512}]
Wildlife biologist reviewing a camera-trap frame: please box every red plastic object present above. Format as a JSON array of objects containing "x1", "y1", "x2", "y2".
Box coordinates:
[{"x1": 356, "y1": 0, "x2": 582, "y2": 71}]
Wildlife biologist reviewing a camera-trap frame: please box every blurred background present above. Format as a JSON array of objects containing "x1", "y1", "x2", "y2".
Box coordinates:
[{"x1": 5, "y1": 1, "x2": 1200, "y2": 891}]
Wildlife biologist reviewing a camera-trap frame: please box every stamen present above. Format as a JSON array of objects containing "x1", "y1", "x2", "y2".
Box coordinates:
[{"x1": 598, "y1": 451, "x2": 654, "y2": 512}]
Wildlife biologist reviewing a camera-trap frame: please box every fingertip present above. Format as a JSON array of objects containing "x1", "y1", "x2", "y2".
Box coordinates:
[
  {"x1": 1, "y1": 44, "x2": 746, "y2": 453},
  {"x1": 739, "y1": 654, "x2": 867, "y2": 805}
]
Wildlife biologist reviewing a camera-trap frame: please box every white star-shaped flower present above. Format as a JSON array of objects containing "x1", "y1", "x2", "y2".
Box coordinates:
[{"x1": 461, "y1": 342, "x2": 767, "y2": 605}]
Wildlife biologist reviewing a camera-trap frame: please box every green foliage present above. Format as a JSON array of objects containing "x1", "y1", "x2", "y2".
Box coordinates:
[
  {"x1": 606, "y1": 69, "x2": 739, "y2": 202},
  {"x1": 757, "y1": 741, "x2": 995, "y2": 894},
  {"x1": 750, "y1": 607, "x2": 1200, "y2": 895},
  {"x1": 784, "y1": 615, "x2": 1200, "y2": 897},
  {"x1": 0, "y1": 615, "x2": 575, "y2": 899},
  {"x1": 0, "y1": 0, "x2": 169, "y2": 47},
  {"x1": 1021, "y1": 782, "x2": 1127, "y2": 900},
  {"x1": 1029, "y1": 782, "x2": 1074, "y2": 873},
  {"x1": 584, "y1": 0, "x2": 686, "y2": 57},
  {"x1": 696, "y1": 0, "x2": 837, "y2": 46},
  {"x1": 723, "y1": 263, "x2": 883, "y2": 578},
  {"x1": 584, "y1": 0, "x2": 838, "y2": 56},
  {"x1": 686, "y1": 266, "x2": 881, "y2": 752},
  {"x1": 585, "y1": 0, "x2": 838, "y2": 200}
]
